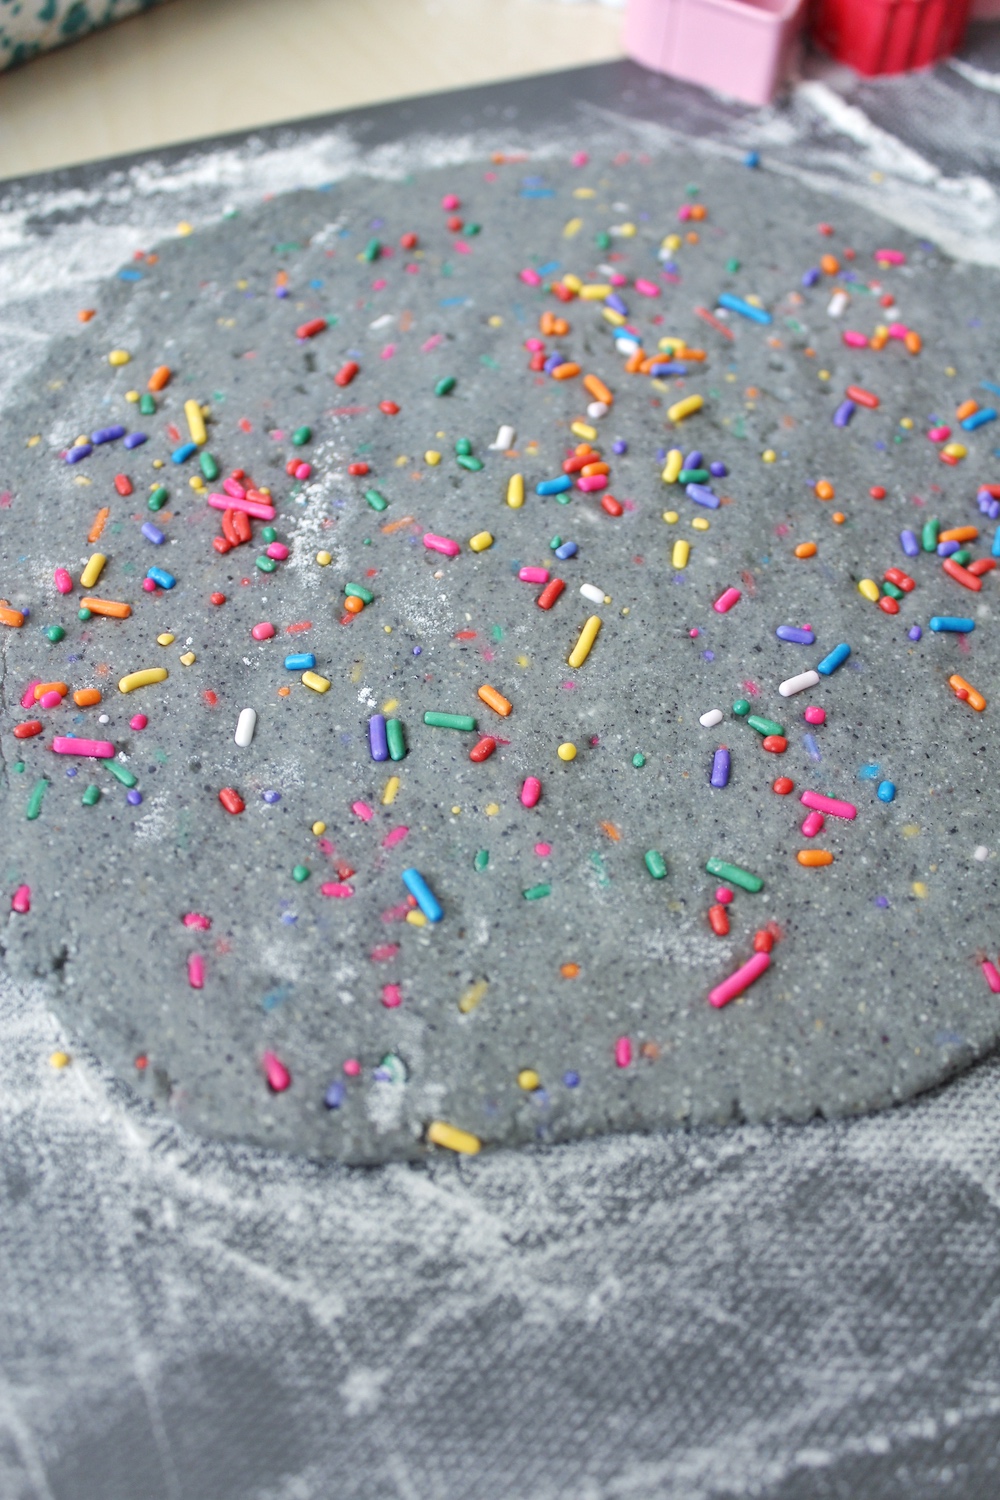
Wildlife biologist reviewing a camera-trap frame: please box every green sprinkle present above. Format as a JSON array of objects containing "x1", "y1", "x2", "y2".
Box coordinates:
[
  {"x1": 139, "y1": 392, "x2": 156, "y2": 416},
  {"x1": 260, "y1": 526, "x2": 276, "y2": 544},
  {"x1": 365, "y1": 488, "x2": 388, "y2": 512},
  {"x1": 255, "y1": 555, "x2": 277, "y2": 573},
  {"x1": 292, "y1": 864, "x2": 310, "y2": 883},
  {"x1": 550, "y1": 535, "x2": 562, "y2": 550},
  {"x1": 273, "y1": 241, "x2": 300, "y2": 253},
  {"x1": 424, "y1": 711, "x2": 477, "y2": 731},
  {"x1": 747, "y1": 715, "x2": 785, "y2": 737},
  {"x1": 291, "y1": 425, "x2": 312, "y2": 446},
  {"x1": 522, "y1": 883, "x2": 551, "y2": 901},
  {"x1": 732, "y1": 699, "x2": 751, "y2": 716},
  {"x1": 386, "y1": 719, "x2": 406, "y2": 761},
  {"x1": 556, "y1": 492, "x2": 572, "y2": 505},
  {"x1": 644, "y1": 850, "x2": 667, "y2": 879},
  {"x1": 82, "y1": 784, "x2": 101, "y2": 806},
  {"x1": 106, "y1": 762, "x2": 138, "y2": 789},
  {"x1": 953, "y1": 549, "x2": 972, "y2": 566},
  {"x1": 199, "y1": 451, "x2": 220, "y2": 480},
  {"x1": 464, "y1": 223, "x2": 481, "y2": 236},
  {"x1": 13, "y1": 761, "x2": 24, "y2": 773},
  {"x1": 474, "y1": 849, "x2": 489, "y2": 872},
  {"x1": 726, "y1": 258, "x2": 741, "y2": 273},
  {"x1": 345, "y1": 582, "x2": 374, "y2": 603},
  {"x1": 362, "y1": 237, "x2": 382, "y2": 262},
  {"x1": 491, "y1": 625, "x2": 503, "y2": 642},
  {"x1": 435, "y1": 376, "x2": 457, "y2": 397},
  {"x1": 595, "y1": 232, "x2": 611, "y2": 250},
  {"x1": 455, "y1": 437, "x2": 472, "y2": 456},
  {"x1": 148, "y1": 485, "x2": 168, "y2": 511},
  {"x1": 882, "y1": 579, "x2": 905, "y2": 601},
  {"x1": 705, "y1": 857, "x2": 763, "y2": 893},
  {"x1": 921, "y1": 518, "x2": 940, "y2": 552},
  {"x1": 45, "y1": 625, "x2": 65, "y2": 643},
  {"x1": 632, "y1": 752, "x2": 646, "y2": 768},
  {"x1": 456, "y1": 455, "x2": 483, "y2": 472},
  {"x1": 678, "y1": 468, "x2": 710, "y2": 485},
  {"x1": 26, "y1": 778, "x2": 48, "y2": 820},
  {"x1": 78, "y1": 608, "x2": 92, "y2": 621}
]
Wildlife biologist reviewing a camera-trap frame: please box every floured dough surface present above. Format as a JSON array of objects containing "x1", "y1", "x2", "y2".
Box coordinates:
[{"x1": 1, "y1": 147, "x2": 998, "y2": 1161}]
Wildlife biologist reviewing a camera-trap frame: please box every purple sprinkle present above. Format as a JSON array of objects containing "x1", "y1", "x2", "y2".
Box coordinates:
[
  {"x1": 413, "y1": 645, "x2": 422, "y2": 655},
  {"x1": 612, "y1": 439, "x2": 628, "y2": 454},
  {"x1": 900, "y1": 529, "x2": 920, "y2": 557},
  {"x1": 324, "y1": 1080, "x2": 346, "y2": 1108},
  {"x1": 908, "y1": 624, "x2": 922, "y2": 641},
  {"x1": 803, "y1": 733, "x2": 821, "y2": 762},
  {"x1": 65, "y1": 766, "x2": 77, "y2": 777},
  {"x1": 709, "y1": 461, "x2": 727, "y2": 477},
  {"x1": 702, "y1": 649, "x2": 715, "y2": 662},
  {"x1": 776, "y1": 625, "x2": 814, "y2": 645},
  {"x1": 369, "y1": 713, "x2": 389, "y2": 762},
  {"x1": 563, "y1": 1071, "x2": 580, "y2": 1088},
  {"x1": 656, "y1": 448, "x2": 667, "y2": 462},
  {"x1": 262, "y1": 789, "x2": 281, "y2": 804},
  {"x1": 710, "y1": 747, "x2": 730, "y2": 788},
  {"x1": 683, "y1": 450, "x2": 702, "y2": 469},
  {"x1": 802, "y1": 267, "x2": 821, "y2": 287},
  {"x1": 605, "y1": 293, "x2": 628, "y2": 316},
  {"x1": 875, "y1": 896, "x2": 890, "y2": 908},
  {"x1": 687, "y1": 484, "x2": 720, "y2": 509},
  {"x1": 127, "y1": 789, "x2": 142, "y2": 805},
  {"x1": 937, "y1": 540, "x2": 960, "y2": 558},
  {"x1": 123, "y1": 432, "x2": 147, "y2": 450},
  {"x1": 65, "y1": 444, "x2": 92, "y2": 464},
  {"x1": 833, "y1": 400, "x2": 856, "y2": 428},
  {"x1": 275, "y1": 286, "x2": 289, "y2": 298}
]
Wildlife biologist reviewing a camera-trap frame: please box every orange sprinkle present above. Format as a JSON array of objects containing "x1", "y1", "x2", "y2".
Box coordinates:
[
  {"x1": 832, "y1": 512, "x2": 845, "y2": 524},
  {"x1": 797, "y1": 849, "x2": 834, "y2": 867},
  {"x1": 380, "y1": 515, "x2": 415, "y2": 534},
  {"x1": 477, "y1": 684, "x2": 512, "y2": 717},
  {"x1": 820, "y1": 254, "x2": 840, "y2": 276},
  {"x1": 583, "y1": 374, "x2": 613, "y2": 405},
  {"x1": 80, "y1": 596, "x2": 131, "y2": 619},
  {"x1": 344, "y1": 595, "x2": 364, "y2": 614},
  {"x1": 72, "y1": 688, "x2": 101, "y2": 707},
  {"x1": 685, "y1": 231, "x2": 699, "y2": 244},
  {"x1": 956, "y1": 399, "x2": 978, "y2": 422},
  {"x1": 147, "y1": 365, "x2": 171, "y2": 392},
  {"x1": 794, "y1": 541, "x2": 817, "y2": 559},
  {"x1": 640, "y1": 1041, "x2": 661, "y2": 1060},
  {"x1": 34, "y1": 681, "x2": 68, "y2": 700},
  {"x1": 599, "y1": 821, "x2": 621, "y2": 842},
  {"x1": 949, "y1": 674, "x2": 986, "y2": 711},
  {"x1": 560, "y1": 963, "x2": 580, "y2": 979},
  {"x1": 87, "y1": 507, "x2": 110, "y2": 543},
  {"x1": 0, "y1": 602, "x2": 25, "y2": 627},
  {"x1": 77, "y1": 309, "x2": 96, "y2": 323},
  {"x1": 939, "y1": 526, "x2": 978, "y2": 543},
  {"x1": 278, "y1": 686, "x2": 291, "y2": 697},
  {"x1": 905, "y1": 329, "x2": 922, "y2": 355},
  {"x1": 814, "y1": 480, "x2": 834, "y2": 501},
  {"x1": 689, "y1": 204, "x2": 707, "y2": 221}
]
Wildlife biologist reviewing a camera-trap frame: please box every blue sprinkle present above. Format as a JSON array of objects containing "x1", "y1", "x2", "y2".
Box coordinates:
[
  {"x1": 803, "y1": 734, "x2": 821, "y2": 762},
  {"x1": 146, "y1": 567, "x2": 175, "y2": 589},
  {"x1": 877, "y1": 780, "x2": 896, "y2": 803},
  {"x1": 118, "y1": 268, "x2": 143, "y2": 281},
  {"x1": 284, "y1": 652, "x2": 316, "y2": 670},
  {"x1": 744, "y1": 151, "x2": 760, "y2": 168},
  {"x1": 816, "y1": 643, "x2": 851, "y2": 676},
  {"x1": 930, "y1": 616, "x2": 975, "y2": 633},
  {"x1": 401, "y1": 868, "x2": 443, "y2": 923},
  {"x1": 126, "y1": 789, "x2": 142, "y2": 805},
  {"x1": 554, "y1": 541, "x2": 577, "y2": 560},
  {"x1": 962, "y1": 407, "x2": 997, "y2": 431},
  {"x1": 123, "y1": 432, "x2": 147, "y2": 450},
  {"x1": 858, "y1": 764, "x2": 880, "y2": 780},
  {"x1": 717, "y1": 292, "x2": 771, "y2": 325},
  {"x1": 171, "y1": 441, "x2": 197, "y2": 464},
  {"x1": 563, "y1": 1071, "x2": 580, "y2": 1088},
  {"x1": 262, "y1": 789, "x2": 281, "y2": 803},
  {"x1": 908, "y1": 624, "x2": 922, "y2": 641},
  {"x1": 324, "y1": 1080, "x2": 346, "y2": 1109},
  {"x1": 536, "y1": 475, "x2": 572, "y2": 496}
]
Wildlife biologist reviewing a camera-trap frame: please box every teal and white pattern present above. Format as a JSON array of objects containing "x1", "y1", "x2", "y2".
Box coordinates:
[{"x1": 0, "y1": 0, "x2": 165, "y2": 71}]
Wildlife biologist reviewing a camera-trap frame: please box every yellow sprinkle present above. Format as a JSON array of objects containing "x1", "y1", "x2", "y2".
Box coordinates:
[
  {"x1": 73, "y1": 476, "x2": 92, "y2": 487},
  {"x1": 818, "y1": 370, "x2": 830, "y2": 381},
  {"x1": 469, "y1": 530, "x2": 494, "y2": 552},
  {"x1": 189, "y1": 475, "x2": 205, "y2": 491},
  {"x1": 382, "y1": 698, "x2": 399, "y2": 713},
  {"x1": 125, "y1": 391, "x2": 140, "y2": 404},
  {"x1": 451, "y1": 805, "x2": 462, "y2": 815},
  {"x1": 662, "y1": 510, "x2": 679, "y2": 524},
  {"x1": 394, "y1": 454, "x2": 409, "y2": 467},
  {"x1": 571, "y1": 422, "x2": 597, "y2": 440},
  {"x1": 301, "y1": 670, "x2": 331, "y2": 693},
  {"x1": 667, "y1": 394, "x2": 703, "y2": 423},
  {"x1": 900, "y1": 417, "x2": 914, "y2": 429},
  {"x1": 661, "y1": 234, "x2": 681, "y2": 251},
  {"x1": 517, "y1": 1068, "x2": 541, "y2": 1091},
  {"x1": 311, "y1": 821, "x2": 326, "y2": 836},
  {"x1": 506, "y1": 473, "x2": 525, "y2": 509},
  {"x1": 912, "y1": 881, "x2": 928, "y2": 899},
  {"x1": 427, "y1": 1120, "x2": 481, "y2": 1154},
  {"x1": 80, "y1": 553, "x2": 106, "y2": 589},
  {"x1": 562, "y1": 273, "x2": 582, "y2": 290},
  {"x1": 49, "y1": 1050, "x2": 70, "y2": 1069},
  {"x1": 179, "y1": 651, "x2": 196, "y2": 666},
  {"x1": 580, "y1": 283, "x2": 611, "y2": 300},
  {"x1": 236, "y1": 279, "x2": 248, "y2": 290},
  {"x1": 406, "y1": 909, "x2": 427, "y2": 927},
  {"x1": 563, "y1": 217, "x2": 583, "y2": 238},
  {"x1": 459, "y1": 979, "x2": 488, "y2": 1015},
  {"x1": 568, "y1": 615, "x2": 602, "y2": 669},
  {"x1": 425, "y1": 450, "x2": 442, "y2": 466},
  {"x1": 762, "y1": 449, "x2": 777, "y2": 463},
  {"x1": 602, "y1": 306, "x2": 626, "y2": 327},
  {"x1": 382, "y1": 776, "x2": 400, "y2": 806},
  {"x1": 75, "y1": 435, "x2": 89, "y2": 448},
  {"x1": 350, "y1": 661, "x2": 363, "y2": 684},
  {"x1": 672, "y1": 538, "x2": 690, "y2": 569},
  {"x1": 384, "y1": 625, "x2": 392, "y2": 634},
  {"x1": 316, "y1": 550, "x2": 332, "y2": 566},
  {"x1": 945, "y1": 367, "x2": 956, "y2": 377},
  {"x1": 573, "y1": 188, "x2": 595, "y2": 199},
  {"x1": 108, "y1": 349, "x2": 130, "y2": 366},
  {"x1": 658, "y1": 337, "x2": 684, "y2": 354},
  {"x1": 858, "y1": 578, "x2": 880, "y2": 603},
  {"x1": 943, "y1": 442, "x2": 967, "y2": 459},
  {"x1": 691, "y1": 516, "x2": 710, "y2": 531},
  {"x1": 152, "y1": 459, "x2": 164, "y2": 469},
  {"x1": 488, "y1": 315, "x2": 503, "y2": 327},
  {"x1": 516, "y1": 654, "x2": 529, "y2": 668},
  {"x1": 184, "y1": 398, "x2": 207, "y2": 445},
  {"x1": 662, "y1": 448, "x2": 683, "y2": 484},
  {"x1": 119, "y1": 667, "x2": 168, "y2": 692},
  {"x1": 485, "y1": 802, "x2": 500, "y2": 817},
  {"x1": 177, "y1": 220, "x2": 193, "y2": 236},
  {"x1": 27, "y1": 434, "x2": 41, "y2": 446},
  {"x1": 902, "y1": 824, "x2": 921, "y2": 838},
  {"x1": 156, "y1": 632, "x2": 175, "y2": 647},
  {"x1": 557, "y1": 742, "x2": 577, "y2": 762}
]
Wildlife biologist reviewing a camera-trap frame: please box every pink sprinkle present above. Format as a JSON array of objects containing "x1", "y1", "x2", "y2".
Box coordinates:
[
  {"x1": 804, "y1": 705, "x2": 826, "y2": 725},
  {"x1": 382, "y1": 984, "x2": 402, "y2": 1008},
  {"x1": 39, "y1": 691, "x2": 63, "y2": 709},
  {"x1": 888, "y1": 322, "x2": 909, "y2": 340},
  {"x1": 875, "y1": 248, "x2": 906, "y2": 265},
  {"x1": 927, "y1": 426, "x2": 951, "y2": 443},
  {"x1": 802, "y1": 811, "x2": 825, "y2": 838},
  {"x1": 182, "y1": 912, "x2": 211, "y2": 930},
  {"x1": 321, "y1": 882, "x2": 353, "y2": 898},
  {"x1": 615, "y1": 1036, "x2": 632, "y2": 1068},
  {"x1": 381, "y1": 903, "x2": 411, "y2": 923},
  {"x1": 295, "y1": 462, "x2": 311, "y2": 480},
  {"x1": 519, "y1": 566, "x2": 549, "y2": 584},
  {"x1": 576, "y1": 474, "x2": 607, "y2": 492},
  {"x1": 251, "y1": 621, "x2": 276, "y2": 640},
  {"x1": 343, "y1": 1057, "x2": 361, "y2": 1077},
  {"x1": 130, "y1": 713, "x2": 148, "y2": 730},
  {"x1": 678, "y1": 204, "x2": 691, "y2": 221},
  {"x1": 381, "y1": 343, "x2": 397, "y2": 360},
  {"x1": 404, "y1": 264, "x2": 419, "y2": 275},
  {"x1": 689, "y1": 628, "x2": 700, "y2": 638},
  {"x1": 982, "y1": 960, "x2": 1000, "y2": 995},
  {"x1": 21, "y1": 680, "x2": 41, "y2": 709},
  {"x1": 422, "y1": 333, "x2": 444, "y2": 352},
  {"x1": 263, "y1": 1051, "x2": 291, "y2": 1091},
  {"x1": 519, "y1": 267, "x2": 542, "y2": 286},
  {"x1": 709, "y1": 951, "x2": 771, "y2": 1008},
  {"x1": 713, "y1": 586, "x2": 742, "y2": 614},
  {"x1": 207, "y1": 492, "x2": 275, "y2": 520},
  {"x1": 609, "y1": 272, "x2": 628, "y2": 287},
  {"x1": 715, "y1": 886, "x2": 734, "y2": 905},
  {"x1": 372, "y1": 278, "x2": 387, "y2": 291},
  {"x1": 187, "y1": 953, "x2": 205, "y2": 989},
  {"x1": 634, "y1": 278, "x2": 660, "y2": 297},
  {"x1": 54, "y1": 567, "x2": 73, "y2": 595},
  {"x1": 316, "y1": 837, "x2": 335, "y2": 857},
  {"x1": 265, "y1": 542, "x2": 289, "y2": 561},
  {"x1": 441, "y1": 193, "x2": 460, "y2": 210},
  {"x1": 370, "y1": 944, "x2": 399, "y2": 962},
  {"x1": 223, "y1": 476, "x2": 246, "y2": 499},
  {"x1": 423, "y1": 532, "x2": 460, "y2": 557},
  {"x1": 524, "y1": 338, "x2": 545, "y2": 352},
  {"x1": 534, "y1": 842, "x2": 552, "y2": 857},
  {"x1": 52, "y1": 736, "x2": 114, "y2": 758},
  {"x1": 521, "y1": 776, "x2": 542, "y2": 808},
  {"x1": 352, "y1": 800, "x2": 374, "y2": 821},
  {"x1": 571, "y1": 151, "x2": 589, "y2": 166},
  {"x1": 561, "y1": 681, "x2": 577, "y2": 691},
  {"x1": 842, "y1": 330, "x2": 869, "y2": 348},
  {"x1": 11, "y1": 884, "x2": 30, "y2": 914},
  {"x1": 454, "y1": 241, "x2": 472, "y2": 255},
  {"x1": 800, "y1": 789, "x2": 857, "y2": 820},
  {"x1": 382, "y1": 825, "x2": 409, "y2": 849}
]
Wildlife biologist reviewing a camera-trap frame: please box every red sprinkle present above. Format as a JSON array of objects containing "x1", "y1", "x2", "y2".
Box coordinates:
[
  {"x1": 114, "y1": 474, "x2": 133, "y2": 496},
  {"x1": 218, "y1": 787, "x2": 245, "y2": 815},
  {"x1": 772, "y1": 776, "x2": 794, "y2": 795},
  {"x1": 296, "y1": 318, "x2": 327, "y2": 339},
  {"x1": 379, "y1": 400, "x2": 400, "y2": 415},
  {"x1": 13, "y1": 720, "x2": 43, "y2": 739},
  {"x1": 601, "y1": 494, "x2": 624, "y2": 517}
]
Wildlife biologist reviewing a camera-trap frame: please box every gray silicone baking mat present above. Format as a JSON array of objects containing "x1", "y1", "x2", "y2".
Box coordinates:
[{"x1": 3, "y1": 40, "x2": 1000, "y2": 1497}]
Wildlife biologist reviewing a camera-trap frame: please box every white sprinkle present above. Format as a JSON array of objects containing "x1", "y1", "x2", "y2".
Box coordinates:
[
  {"x1": 827, "y1": 290, "x2": 849, "y2": 318},
  {"x1": 974, "y1": 845, "x2": 989, "y2": 861},
  {"x1": 587, "y1": 401, "x2": 608, "y2": 419},
  {"x1": 489, "y1": 424, "x2": 515, "y2": 450},
  {"x1": 580, "y1": 583, "x2": 606, "y2": 605},
  {"x1": 98, "y1": 713, "x2": 110, "y2": 724},
  {"x1": 234, "y1": 707, "x2": 257, "y2": 748},
  {"x1": 616, "y1": 337, "x2": 640, "y2": 356},
  {"x1": 699, "y1": 709, "x2": 724, "y2": 728},
  {"x1": 369, "y1": 313, "x2": 393, "y2": 330},
  {"x1": 778, "y1": 669, "x2": 821, "y2": 697}
]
